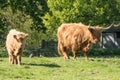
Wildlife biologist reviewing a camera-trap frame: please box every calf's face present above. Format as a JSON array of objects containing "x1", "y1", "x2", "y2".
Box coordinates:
[{"x1": 13, "y1": 33, "x2": 28, "y2": 42}]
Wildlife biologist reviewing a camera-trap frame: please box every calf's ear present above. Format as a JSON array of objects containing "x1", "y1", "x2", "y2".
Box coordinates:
[
  {"x1": 13, "y1": 34, "x2": 19, "y2": 41},
  {"x1": 25, "y1": 34, "x2": 28, "y2": 37},
  {"x1": 13, "y1": 34, "x2": 17, "y2": 39}
]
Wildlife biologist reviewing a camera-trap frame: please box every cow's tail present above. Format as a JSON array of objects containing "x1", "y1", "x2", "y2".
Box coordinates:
[{"x1": 57, "y1": 43, "x2": 62, "y2": 56}]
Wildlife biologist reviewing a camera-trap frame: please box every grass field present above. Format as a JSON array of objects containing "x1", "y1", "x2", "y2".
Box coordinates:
[{"x1": 0, "y1": 56, "x2": 120, "y2": 80}]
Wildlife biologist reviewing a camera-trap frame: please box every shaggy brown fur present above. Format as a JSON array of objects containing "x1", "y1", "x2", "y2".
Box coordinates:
[
  {"x1": 57, "y1": 23, "x2": 103, "y2": 60},
  {"x1": 6, "y1": 29, "x2": 28, "y2": 65}
]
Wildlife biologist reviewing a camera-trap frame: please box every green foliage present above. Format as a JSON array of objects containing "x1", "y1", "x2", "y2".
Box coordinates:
[
  {"x1": 0, "y1": 48, "x2": 7, "y2": 57},
  {"x1": 0, "y1": 13, "x2": 8, "y2": 46},
  {"x1": 7, "y1": 0, "x2": 48, "y2": 32},
  {"x1": 43, "y1": 0, "x2": 120, "y2": 40}
]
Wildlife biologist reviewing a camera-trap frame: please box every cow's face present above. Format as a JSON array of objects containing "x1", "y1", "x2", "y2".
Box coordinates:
[
  {"x1": 13, "y1": 33, "x2": 28, "y2": 42},
  {"x1": 89, "y1": 26, "x2": 102, "y2": 44}
]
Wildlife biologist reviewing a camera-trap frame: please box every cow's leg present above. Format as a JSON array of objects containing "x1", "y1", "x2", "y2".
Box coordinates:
[
  {"x1": 72, "y1": 46, "x2": 77, "y2": 59},
  {"x1": 63, "y1": 47, "x2": 70, "y2": 59},
  {"x1": 63, "y1": 51, "x2": 69, "y2": 59},
  {"x1": 73, "y1": 51, "x2": 77, "y2": 59},
  {"x1": 17, "y1": 54, "x2": 21, "y2": 65},
  {"x1": 59, "y1": 45, "x2": 69, "y2": 59},
  {"x1": 61, "y1": 48, "x2": 69, "y2": 59},
  {"x1": 83, "y1": 45, "x2": 90, "y2": 61},
  {"x1": 84, "y1": 52, "x2": 89, "y2": 61}
]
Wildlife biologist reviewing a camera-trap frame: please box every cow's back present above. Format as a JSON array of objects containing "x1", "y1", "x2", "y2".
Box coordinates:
[{"x1": 57, "y1": 23, "x2": 91, "y2": 50}]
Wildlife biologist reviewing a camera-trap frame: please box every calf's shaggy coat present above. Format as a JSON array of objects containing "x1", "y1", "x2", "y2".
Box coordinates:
[{"x1": 6, "y1": 29, "x2": 28, "y2": 65}]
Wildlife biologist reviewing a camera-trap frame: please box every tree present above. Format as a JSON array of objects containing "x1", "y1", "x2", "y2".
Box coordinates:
[
  {"x1": 0, "y1": 13, "x2": 7, "y2": 46},
  {"x1": 43, "y1": 0, "x2": 120, "y2": 40},
  {"x1": 7, "y1": 0, "x2": 48, "y2": 32}
]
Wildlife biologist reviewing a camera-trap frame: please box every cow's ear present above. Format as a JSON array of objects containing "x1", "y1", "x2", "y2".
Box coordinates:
[{"x1": 89, "y1": 28, "x2": 94, "y2": 33}]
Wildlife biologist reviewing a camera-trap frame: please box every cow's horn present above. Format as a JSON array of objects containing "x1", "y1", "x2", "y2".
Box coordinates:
[
  {"x1": 88, "y1": 24, "x2": 92, "y2": 28},
  {"x1": 102, "y1": 23, "x2": 114, "y2": 31},
  {"x1": 113, "y1": 23, "x2": 120, "y2": 27},
  {"x1": 88, "y1": 26, "x2": 94, "y2": 29}
]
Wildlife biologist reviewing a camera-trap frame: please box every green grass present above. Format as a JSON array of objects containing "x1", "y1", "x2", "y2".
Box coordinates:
[{"x1": 0, "y1": 56, "x2": 120, "y2": 80}]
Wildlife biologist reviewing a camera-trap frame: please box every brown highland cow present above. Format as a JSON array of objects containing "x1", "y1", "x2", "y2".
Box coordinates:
[{"x1": 57, "y1": 23, "x2": 113, "y2": 60}]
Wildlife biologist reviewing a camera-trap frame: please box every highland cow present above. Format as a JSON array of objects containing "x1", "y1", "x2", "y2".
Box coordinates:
[
  {"x1": 6, "y1": 29, "x2": 28, "y2": 65},
  {"x1": 57, "y1": 23, "x2": 113, "y2": 60}
]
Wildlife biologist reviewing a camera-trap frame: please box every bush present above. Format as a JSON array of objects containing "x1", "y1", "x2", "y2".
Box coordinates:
[
  {"x1": 89, "y1": 48, "x2": 120, "y2": 57},
  {"x1": 0, "y1": 47, "x2": 8, "y2": 57}
]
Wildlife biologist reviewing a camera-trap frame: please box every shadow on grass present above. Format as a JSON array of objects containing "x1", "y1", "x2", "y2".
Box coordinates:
[
  {"x1": 23, "y1": 63, "x2": 61, "y2": 68},
  {"x1": 0, "y1": 59, "x2": 3, "y2": 62}
]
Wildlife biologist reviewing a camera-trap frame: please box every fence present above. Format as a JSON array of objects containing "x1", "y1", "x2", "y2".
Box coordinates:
[{"x1": 28, "y1": 40, "x2": 58, "y2": 57}]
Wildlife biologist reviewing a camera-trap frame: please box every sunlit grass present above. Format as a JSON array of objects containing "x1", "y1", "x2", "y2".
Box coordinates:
[{"x1": 0, "y1": 56, "x2": 120, "y2": 80}]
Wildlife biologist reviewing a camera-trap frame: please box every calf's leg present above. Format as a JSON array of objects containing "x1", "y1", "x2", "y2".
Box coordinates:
[
  {"x1": 9, "y1": 55, "x2": 14, "y2": 64},
  {"x1": 17, "y1": 54, "x2": 21, "y2": 65},
  {"x1": 13, "y1": 56, "x2": 18, "y2": 64},
  {"x1": 11, "y1": 55, "x2": 15, "y2": 64}
]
